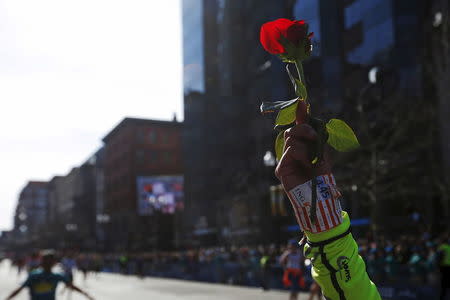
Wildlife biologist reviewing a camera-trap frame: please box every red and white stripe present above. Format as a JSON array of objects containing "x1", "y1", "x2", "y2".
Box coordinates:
[{"x1": 288, "y1": 174, "x2": 343, "y2": 233}]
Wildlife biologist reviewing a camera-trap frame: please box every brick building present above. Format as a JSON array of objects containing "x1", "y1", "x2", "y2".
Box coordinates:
[{"x1": 103, "y1": 117, "x2": 183, "y2": 251}]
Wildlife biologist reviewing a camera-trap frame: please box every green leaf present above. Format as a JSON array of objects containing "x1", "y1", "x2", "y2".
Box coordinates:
[
  {"x1": 275, "y1": 131, "x2": 285, "y2": 161},
  {"x1": 275, "y1": 101, "x2": 298, "y2": 126},
  {"x1": 260, "y1": 98, "x2": 298, "y2": 115},
  {"x1": 326, "y1": 119, "x2": 360, "y2": 152}
]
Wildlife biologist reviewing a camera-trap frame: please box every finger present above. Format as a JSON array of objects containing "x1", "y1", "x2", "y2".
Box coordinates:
[
  {"x1": 275, "y1": 147, "x2": 297, "y2": 179},
  {"x1": 284, "y1": 124, "x2": 317, "y2": 141},
  {"x1": 277, "y1": 145, "x2": 312, "y2": 176},
  {"x1": 275, "y1": 147, "x2": 313, "y2": 186},
  {"x1": 283, "y1": 137, "x2": 312, "y2": 169}
]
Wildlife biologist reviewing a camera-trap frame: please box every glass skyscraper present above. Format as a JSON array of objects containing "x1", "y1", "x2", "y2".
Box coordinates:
[
  {"x1": 345, "y1": 0, "x2": 395, "y2": 65},
  {"x1": 181, "y1": 0, "x2": 294, "y2": 245},
  {"x1": 294, "y1": 0, "x2": 321, "y2": 56},
  {"x1": 182, "y1": 0, "x2": 205, "y2": 94}
]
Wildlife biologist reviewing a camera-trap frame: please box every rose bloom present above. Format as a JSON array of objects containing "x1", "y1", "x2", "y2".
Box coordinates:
[{"x1": 260, "y1": 18, "x2": 313, "y2": 55}]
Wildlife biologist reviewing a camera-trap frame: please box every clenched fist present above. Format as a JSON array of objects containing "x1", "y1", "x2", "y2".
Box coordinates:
[{"x1": 275, "y1": 124, "x2": 343, "y2": 233}]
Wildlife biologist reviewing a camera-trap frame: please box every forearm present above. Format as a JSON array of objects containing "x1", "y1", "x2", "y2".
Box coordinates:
[
  {"x1": 68, "y1": 284, "x2": 93, "y2": 299},
  {"x1": 5, "y1": 287, "x2": 23, "y2": 300},
  {"x1": 303, "y1": 212, "x2": 381, "y2": 300}
]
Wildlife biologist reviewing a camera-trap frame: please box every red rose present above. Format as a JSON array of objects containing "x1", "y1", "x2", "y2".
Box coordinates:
[{"x1": 260, "y1": 18, "x2": 312, "y2": 55}]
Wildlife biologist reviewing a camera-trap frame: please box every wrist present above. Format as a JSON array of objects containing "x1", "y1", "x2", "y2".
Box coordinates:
[{"x1": 287, "y1": 174, "x2": 343, "y2": 233}]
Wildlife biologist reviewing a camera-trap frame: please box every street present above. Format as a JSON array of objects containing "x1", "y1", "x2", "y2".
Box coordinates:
[{"x1": 0, "y1": 260, "x2": 309, "y2": 300}]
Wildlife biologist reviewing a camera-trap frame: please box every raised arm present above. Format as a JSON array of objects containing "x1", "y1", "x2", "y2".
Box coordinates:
[
  {"x1": 66, "y1": 282, "x2": 94, "y2": 300},
  {"x1": 5, "y1": 286, "x2": 25, "y2": 300},
  {"x1": 275, "y1": 124, "x2": 381, "y2": 300}
]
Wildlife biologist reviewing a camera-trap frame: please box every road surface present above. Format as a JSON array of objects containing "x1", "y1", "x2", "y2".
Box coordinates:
[{"x1": 0, "y1": 260, "x2": 309, "y2": 300}]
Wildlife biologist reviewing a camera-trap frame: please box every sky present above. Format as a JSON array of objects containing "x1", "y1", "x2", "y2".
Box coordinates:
[{"x1": 0, "y1": 0, "x2": 183, "y2": 231}]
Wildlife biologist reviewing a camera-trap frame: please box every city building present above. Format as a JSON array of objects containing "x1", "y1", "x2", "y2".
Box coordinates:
[
  {"x1": 0, "y1": 230, "x2": 13, "y2": 249},
  {"x1": 46, "y1": 164, "x2": 96, "y2": 249},
  {"x1": 13, "y1": 181, "x2": 49, "y2": 246},
  {"x1": 182, "y1": 0, "x2": 448, "y2": 241},
  {"x1": 291, "y1": 0, "x2": 450, "y2": 230},
  {"x1": 88, "y1": 148, "x2": 108, "y2": 250},
  {"x1": 102, "y1": 117, "x2": 183, "y2": 251},
  {"x1": 182, "y1": 0, "x2": 297, "y2": 246}
]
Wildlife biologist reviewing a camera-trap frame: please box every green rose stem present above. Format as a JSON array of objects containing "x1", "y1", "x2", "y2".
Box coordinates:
[
  {"x1": 294, "y1": 58, "x2": 321, "y2": 225},
  {"x1": 295, "y1": 59, "x2": 306, "y2": 93}
]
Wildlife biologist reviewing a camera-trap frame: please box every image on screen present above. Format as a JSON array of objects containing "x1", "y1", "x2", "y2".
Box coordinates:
[{"x1": 137, "y1": 175, "x2": 184, "y2": 215}]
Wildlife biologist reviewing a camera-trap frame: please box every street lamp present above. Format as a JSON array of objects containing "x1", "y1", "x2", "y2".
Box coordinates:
[{"x1": 263, "y1": 151, "x2": 276, "y2": 167}]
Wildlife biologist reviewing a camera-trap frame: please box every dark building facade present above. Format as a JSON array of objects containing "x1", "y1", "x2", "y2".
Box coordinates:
[
  {"x1": 48, "y1": 176, "x2": 63, "y2": 226},
  {"x1": 88, "y1": 148, "x2": 107, "y2": 250},
  {"x1": 292, "y1": 0, "x2": 449, "y2": 230},
  {"x1": 13, "y1": 181, "x2": 49, "y2": 246},
  {"x1": 46, "y1": 164, "x2": 96, "y2": 249},
  {"x1": 182, "y1": 0, "x2": 298, "y2": 246},
  {"x1": 103, "y1": 118, "x2": 183, "y2": 250}
]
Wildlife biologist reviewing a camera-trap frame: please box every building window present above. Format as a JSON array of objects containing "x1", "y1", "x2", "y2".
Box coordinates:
[
  {"x1": 135, "y1": 150, "x2": 144, "y2": 163},
  {"x1": 148, "y1": 131, "x2": 157, "y2": 144},
  {"x1": 161, "y1": 134, "x2": 170, "y2": 145},
  {"x1": 148, "y1": 151, "x2": 158, "y2": 164},
  {"x1": 162, "y1": 152, "x2": 172, "y2": 164},
  {"x1": 136, "y1": 130, "x2": 144, "y2": 143}
]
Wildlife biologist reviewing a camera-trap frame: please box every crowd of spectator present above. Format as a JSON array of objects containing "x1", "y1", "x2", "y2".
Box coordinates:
[
  {"x1": 3, "y1": 231, "x2": 449, "y2": 292},
  {"x1": 358, "y1": 231, "x2": 448, "y2": 287}
]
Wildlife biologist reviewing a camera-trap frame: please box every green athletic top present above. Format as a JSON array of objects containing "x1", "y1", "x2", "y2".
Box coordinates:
[{"x1": 303, "y1": 211, "x2": 381, "y2": 300}]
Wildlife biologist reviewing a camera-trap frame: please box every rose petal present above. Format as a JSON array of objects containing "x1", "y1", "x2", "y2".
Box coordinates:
[{"x1": 260, "y1": 18, "x2": 294, "y2": 54}]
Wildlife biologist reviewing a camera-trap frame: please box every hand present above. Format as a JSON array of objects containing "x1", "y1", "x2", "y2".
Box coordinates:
[
  {"x1": 275, "y1": 124, "x2": 342, "y2": 233},
  {"x1": 275, "y1": 124, "x2": 331, "y2": 190}
]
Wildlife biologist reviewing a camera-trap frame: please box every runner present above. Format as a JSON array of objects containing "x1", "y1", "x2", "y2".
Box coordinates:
[
  {"x1": 59, "y1": 253, "x2": 77, "y2": 298},
  {"x1": 280, "y1": 240, "x2": 305, "y2": 300},
  {"x1": 26, "y1": 252, "x2": 41, "y2": 273},
  {"x1": 61, "y1": 253, "x2": 77, "y2": 284},
  {"x1": 260, "y1": 246, "x2": 276, "y2": 291},
  {"x1": 15, "y1": 255, "x2": 26, "y2": 277},
  {"x1": 119, "y1": 254, "x2": 128, "y2": 275},
  {"x1": 275, "y1": 123, "x2": 381, "y2": 299},
  {"x1": 76, "y1": 254, "x2": 89, "y2": 283},
  {"x1": 4, "y1": 250, "x2": 94, "y2": 300}
]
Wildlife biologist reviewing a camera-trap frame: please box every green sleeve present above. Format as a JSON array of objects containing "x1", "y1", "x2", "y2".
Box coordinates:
[{"x1": 303, "y1": 211, "x2": 381, "y2": 300}]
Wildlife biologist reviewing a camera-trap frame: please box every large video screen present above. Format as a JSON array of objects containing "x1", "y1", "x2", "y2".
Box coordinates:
[{"x1": 137, "y1": 176, "x2": 184, "y2": 215}]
